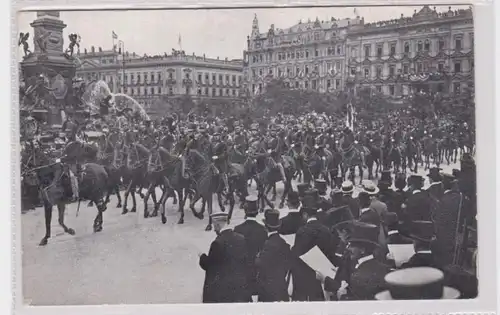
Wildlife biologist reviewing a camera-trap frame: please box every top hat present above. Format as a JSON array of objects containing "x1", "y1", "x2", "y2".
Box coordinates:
[
  {"x1": 427, "y1": 167, "x2": 443, "y2": 181},
  {"x1": 210, "y1": 211, "x2": 229, "y2": 222},
  {"x1": 314, "y1": 179, "x2": 328, "y2": 195},
  {"x1": 409, "y1": 220, "x2": 435, "y2": 243},
  {"x1": 394, "y1": 172, "x2": 407, "y2": 189},
  {"x1": 262, "y1": 209, "x2": 281, "y2": 229},
  {"x1": 375, "y1": 267, "x2": 460, "y2": 300},
  {"x1": 361, "y1": 180, "x2": 380, "y2": 195},
  {"x1": 287, "y1": 191, "x2": 300, "y2": 206},
  {"x1": 408, "y1": 174, "x2": 424, "y2": 186},
  {"x1": 385, "y1": 212, "x2": 399, "y2": 231},
  {"x1": 348, "y1": 221, "x2": 380, "y2": 248},
  {"x1": 452, "y1": 169, "x2": 461, "y2": 178},
  {"x1": 326, "y1": 205, "x2": 354, "y2": 230},
  {"x1": 244, "y1": 196, "x2": 259, "y2": 215},
  {"x1": 296, "y1": 183, "x2": 311, "y2": 198},
  {"x1": 330, "y1": 186, "x2": 343, "y2": 200},
  {"x1": 304, "y1": 188, "x2": 319, "y2": 199},
  {"x1": 301, "y1": 192, "x2": 319, "y2": 210},
  {"x1": 341, "y1": 180, "x2": 354, "y2": 194}
]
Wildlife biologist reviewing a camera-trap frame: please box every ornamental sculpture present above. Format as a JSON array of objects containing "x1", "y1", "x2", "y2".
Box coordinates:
[
  {"x1": 65, "y1": 33, "x2": 81, "y2": 57},
  {"x1": 18, "y1": 32, "x2": 32, "y2": 57}
]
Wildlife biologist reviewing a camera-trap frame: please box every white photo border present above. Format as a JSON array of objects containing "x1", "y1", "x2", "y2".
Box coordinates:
[{"x1": 11, "y1": 0, "x2": 498, "y2": 314}]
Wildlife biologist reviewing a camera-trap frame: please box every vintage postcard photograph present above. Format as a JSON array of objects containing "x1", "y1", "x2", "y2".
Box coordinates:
[{"x1": 16, "y1": 4, "x2": 485, "y2": 308}]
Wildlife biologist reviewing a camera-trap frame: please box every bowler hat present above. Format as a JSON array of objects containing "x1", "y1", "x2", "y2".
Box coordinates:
[
  {"x1": 427, "y1": 167, "x2": 443, "y2": 181},
  {"x1": 375, "y1": 267, "x2": 460, "y2": 300},
  {"x1": 262, "y1": 209, "x2": 281, "y2": 229},
  {"x1": 409, "y1": 220, "x2": 435, "y2": 243},
  {"x1": 394, "y1": 172, "x2": 407, "y2": 189},
  {"x1": 244, "y1": 196, "x2": 259, "y2": 215},
  {"x1": 385, "y1": 212, "x2": 399, "y2": 231},
  {"x1": 348, "y1": 221, "x2": 380, "y2": 248},
  {"x1": 287, "y1": 191, "x2": 300, "y2": 206}
]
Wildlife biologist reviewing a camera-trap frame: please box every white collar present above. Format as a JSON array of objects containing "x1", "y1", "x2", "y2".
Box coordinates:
[
  {"x1": 444, "y1": 189, "x2": 453, "y2": 194},
  {"x1": 413, "y1": 190, "x2": 421, "y2": 194},
  {"x1": 219, "y1": 226, "x2": 232, "y2": 233},
  {"x1": 307, "y1": 217, "x2": 317, "y2": 223},
  {"x1": 360, "y1": 207, "x2": 371, "y2": 214},
  {"x1": 430, "y1": 181, "x2": 442, "y2": 186},
  {"x1": 416, "y1": 250, "x2": 432, "y2": 254},
  {"x1": 355, "y1": 255, "x2": 374, "y2": 268},
  {"x1": 246, "y1": 217, "x2": 257, "y2": 221},
  {"x1": 317, "y1": 209, "x2": 324, "y2": 213},
  {"x1": 288, "y1": 208, "x2": 300, "y2": 213},
  {"x1": 388, "y1": 230, "x2": 399, "y2": 236},
  {"x1": 268, "y1": 231, "x2": 278, "y2": 237}
]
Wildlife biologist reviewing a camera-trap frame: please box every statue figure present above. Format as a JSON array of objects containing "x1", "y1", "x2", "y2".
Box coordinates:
[
  {"x1": 18, "y1": 32, "x2": 31, "y2": 57},
  {"x1": 23, "y1": 74, "x2": 57, "y2": 108},
  {"x1": 35, "y1": 30, "x2": 52, "y2": 54},
  {"x1": 65, "y1": 33, "x2": 81, "y2": 56}
]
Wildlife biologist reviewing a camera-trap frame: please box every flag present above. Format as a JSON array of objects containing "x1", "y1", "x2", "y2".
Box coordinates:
[
  {"x1": 178, "y1": 33, "x2": 182, "y2": 49},
  {"x1": 346, "y1": 103, "x2": 355, "y2": 131},
  {"x1": 112, "y1": 31, "x2": 118, "y2": 39},
  {"x1": 353, "y1": 8, "x2": 358, "y2": 16}
]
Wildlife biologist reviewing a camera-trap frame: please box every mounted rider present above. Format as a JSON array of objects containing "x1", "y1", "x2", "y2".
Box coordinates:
[{"x1": 211, "y1": 130, "x2": 231, "y2": 194}]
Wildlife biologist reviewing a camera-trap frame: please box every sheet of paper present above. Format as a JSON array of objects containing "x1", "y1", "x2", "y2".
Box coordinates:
[
  {"x1": 387, "y1": 244, "x2": 415, "y2": 267},
  {"x1": 300, "y1": 246, "x2": 337, "y2": 279}
]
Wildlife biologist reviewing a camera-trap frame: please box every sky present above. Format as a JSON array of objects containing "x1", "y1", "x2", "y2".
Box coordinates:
[{"x1": 17, "y1": 5, "x2": 469, "y2": 60}]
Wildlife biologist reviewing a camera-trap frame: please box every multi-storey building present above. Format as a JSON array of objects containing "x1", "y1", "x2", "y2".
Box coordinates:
[
  {"x1": 75, "y1": 46, "x2": 244, "y2": 110},
  {"x1": 243, "y1": 14, "x2": 361, "y2": 95},
  {"x1": 345, "y1": 6, "x2": 474, "y2": 96}
]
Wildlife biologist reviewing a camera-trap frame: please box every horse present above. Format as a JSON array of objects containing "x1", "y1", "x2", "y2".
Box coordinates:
[
  {"x1": 36, "y1": 159, "x2": 109, "y2": 246},
  {"x1": 403, "y1": 136, "x2": 421, "y2": 174},
  {"x1": 185, "y1": 149, "x2": 225, "y2": 231},
  {"x1": 364, "y1": 138, "x2": 383, "y2": 180},
  {"x1": 382, "y1": 139, "x2": 403, "y2": 173},
  {"x1": 96, "y1": 132, "x2": 124, "y2": 208},
  {"x1": 421, "y1": 135, "x2": 440, "y2": 170},
  {"x1": 441, "y1": 135, "x2": 459, "y2": 165},
  {"x1": 338, "y1": 135, "x2": 367, "y2": 185}
]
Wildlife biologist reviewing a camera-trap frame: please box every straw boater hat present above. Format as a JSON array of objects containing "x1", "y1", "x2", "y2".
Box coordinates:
[
  {"x1": 210, "y1": 210, "x2": 229, "y2": 223},
  {"x1": 361, "y1": 180, "x2": 380, "y2": 195},
  {"x1": 375, "y1": 267, "x2": 460, "y2": 300},
  {"x1": 341, "y1": 180, "x2": 354, "y2": 194}
]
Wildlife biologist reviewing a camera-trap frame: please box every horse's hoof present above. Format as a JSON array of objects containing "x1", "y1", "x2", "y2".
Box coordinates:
[
  {"x1": 66, "y1": 228, "x2": 76, "y2": 235},
  {"x1": 205, "y1": 225, "x2": 212, "y2": 231},
  {"x1": 144, "y1": 212, "x2": 149, "y2": 219},
  {"x1": 278, "y1": 203, "x2": 284, "y2": 209},
  {"x1": 116, "y1": 203, "x2": 122, "y2": 208},
  {"x1": 122, "y1": 208, "x2": 128, "y2": 215},
  {"x1": 259, "y1": 208, "x2": 264, "y2": 213},
  {"x1": 130, "y1": 207, "x2": 136, "y2": 213},
  {"x1": 152, "y1": 211, "x2": 158, "y2": 217},
  {"x1": 221, "y1": 207, "x2": 226, "y2": 213},
  {"x1": 196, "y1": 212, "x2": 204, "y2": 220},
  {"x1": 87, "y1": 202, "x2": 94, "y2": 207},
  {"x1": 227, "y1": 218, "x2": 231, "y2": 225},
  {"x1": 39, "y1": 238, "x2": 48, "y2": 246},
  {"x1": 93, "y1": 226, "x2": 103, "y2": 233},
  {"x1": 161, "y1": 215, "x2": 167, "y2": 224},
  {"x1": 177, "y1": 217, "x2": 183, "y2": 224}
]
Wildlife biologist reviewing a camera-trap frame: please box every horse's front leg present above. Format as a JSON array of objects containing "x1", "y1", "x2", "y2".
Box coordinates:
[
  {"x1": 122, "y1": 179, "x2": 133, "y2": 214},
  {"x1": 217, "y1": 192, "x2": 226, "y2": 213},
  {"x1": 93, "y1": 208, "x2": 104, "y2": 233},
  {"x1": 151, "y1": 186, "x2": 160, "y2": 217},
  {"x1": 57, "y1": 203, "x2": 75, "y2": 236},
  {"x1": 279, "y1": 179, "x2": 291, "y2": 209},
  {"x1": 190, "y1": 193, "x2": 204, "y2": 220},
  {"x1": 205, "y1": 197, "x2": 213, "y2": 231},
  {"x1": 142, "y1": 182, "x2": 154, "y2": 218},
  {"x1": 271, "y1": 183, "x2": 277, "y2": 202},
  {"x1": 39, "y1": 201, "x2": 53, "y2": 246},
  {"x1": 227, "y1": 187, "x2": 236, "y2": 225},
  {"x1": 176, "y1": 188, "x2": 185, "y2": 224}
]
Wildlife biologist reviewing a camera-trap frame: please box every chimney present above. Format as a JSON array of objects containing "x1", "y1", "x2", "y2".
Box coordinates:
[
  {"x1": 203, "y1": 54, "x2": 206, "y2": 60},
  {"x1": 217, "y1": 56, "x2": 219, "y2": 60},
  {"x1": 84, "y1": 48, "x2": 87, "y2": 54},
  {"x1": 91, "y1": 46, "x2": 95, "y2": 53},
  {"x1": 99, "y1": 46, "x2": 102, "y2": 52},
  {"x1": 225, "y1": 57, "x2": 228, "y2": 61}
]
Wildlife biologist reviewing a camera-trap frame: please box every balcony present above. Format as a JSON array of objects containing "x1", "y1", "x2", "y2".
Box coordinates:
[
  {"x1": 183, "y1": 78, "x2": 193, "y2": 86},
  {"x1": 165, "y1": 79, "x2": 176, "y2": 85}
]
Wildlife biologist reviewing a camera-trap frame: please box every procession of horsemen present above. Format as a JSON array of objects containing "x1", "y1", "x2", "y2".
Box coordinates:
[{"x1": 20, "y1": 92, "x2": 477, "y2": 301}]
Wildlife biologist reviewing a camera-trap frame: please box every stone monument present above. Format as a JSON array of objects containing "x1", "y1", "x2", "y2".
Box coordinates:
[{"x1": 20, "y1": 11, "x2": 78, "y2": 127}]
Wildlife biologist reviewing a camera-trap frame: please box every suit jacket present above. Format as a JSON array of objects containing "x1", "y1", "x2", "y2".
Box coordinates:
[
  {"x1": 427, "y1": 182, "x2": 444, "y2": 201},
  {"x1": 234, "y1": 219, "x2": 268, "y2": 295},
  {"x1": 359, "y1": 208, "x2": 381, "y2": 228},
  {"x1": 404, "y1": 191, "x2": 433, "y2": 222},
  {"x1": 279, "y1": 211, "x2": 303, "y2": 235},
  {"x1": 199, "y1": 229, "x2": 251, "y2": 303},
  {"x1": 386, "y1": 231, "x2": 414, "y2": 245},
  {"x1": 255, "y1": 233, "x2": 293, "y2": 302},
  {"x1": 433, "y1": 190, "x2": 462, "y2": 267},
  {"x1": 401, "y1": 252, "x2": 441, "y2": 269},
  {"x1": 342, "y1": 196, "x2": 360, "y2": 219},
  {"x1": 348, "y1": 258, "x2": 392, "y2": 300}
]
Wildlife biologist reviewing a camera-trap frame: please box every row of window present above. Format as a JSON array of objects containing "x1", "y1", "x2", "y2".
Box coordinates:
[
  {"x1": 355, "y1": 34, "x2": 474, "y2": 59},
  {"x1": 250, "y1": 46, "x2": 345, "y2": 64},
  {"x1": 119, "y1": 86, "x2": 240, "y2": 97},
  {"x1": 370, "y1": 82, "x2": 466, "y2": 96},
  {"x1": 351, "y1": 59, "x2": 474, "y2": 77},
  {"x1": 195, "y1": 73, "x2": 242, "y2": 86},
  {"x1": 253, "y1": 78, "x2": 342, "y2": 92},
  {"x1": 252, "y1": 62, "x2": 343, "y2": 78}
]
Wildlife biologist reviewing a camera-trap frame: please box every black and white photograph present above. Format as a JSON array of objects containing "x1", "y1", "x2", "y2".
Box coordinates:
[{"x1": 17, "y1": 4, "x2": 482, "y2": 306}]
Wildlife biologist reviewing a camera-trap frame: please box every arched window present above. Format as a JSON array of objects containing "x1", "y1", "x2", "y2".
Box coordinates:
[
  {"x1": 404, "y1": 42, "x2": 410, "y2": 53},
  {"x1": 417, "y1": 41, "x2": 423, "y2": 52},
  {"x1": 424, "y1": 40, "x2": 430, "y2": 51}
]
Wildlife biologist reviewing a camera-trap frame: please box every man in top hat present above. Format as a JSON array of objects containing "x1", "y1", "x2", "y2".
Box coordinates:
[
  {"x1": 233, "y1": 196, "x2": 268, "y2": 299},
  {"x1": 403, "y1": 174, "x2": 433, "y2": 223},
  {"x1": 199, "y1": 211, "x2": 251, "y2": 303},
  {"x1": 296, "y1": 183, "x2": 310, "y2": 199},
  {"x1": 433, "y1": 173, "x2": 463, "y2": 267},
  {"x1": 319, "y1": 222, "x2": 392, "y2": 300},
  {"x1": 426, "y1": 167, "x2": 444, "y2": 201},
  {"x1": 255, "y1": 209, "x2": 293, "y2": 302},
  {"x1": 341, "y1": 180, "x2": 360, "y2": 219},
  {"x1": 401, "y1": 220, "x2": 440, "y2": 269},
  {"x1": 377, "y1": 170, "x2": 395, "y2": 208},
  {"x1": 279, "y1": 191, "x2": 304, "y2": 235}
]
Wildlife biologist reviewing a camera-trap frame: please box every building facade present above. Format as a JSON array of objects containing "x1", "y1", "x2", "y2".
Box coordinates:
[
  {"x1": 243, "y1": 14, "x2": 361, "y2": 95},
  {"x1": 244, "y1": 6, "x2": 474, "y2": 97},
  {"x1": 75, "y1": 46, "x2": 244, "y2": 109},
  {"x1": 345, "y1": 6, "x2": 474, "y2": 96}
]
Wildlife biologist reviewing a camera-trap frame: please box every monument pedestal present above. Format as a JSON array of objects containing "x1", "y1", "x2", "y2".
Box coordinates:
[{"x1": 20, "y1": 11, "x2": 77, "y2": 128}]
